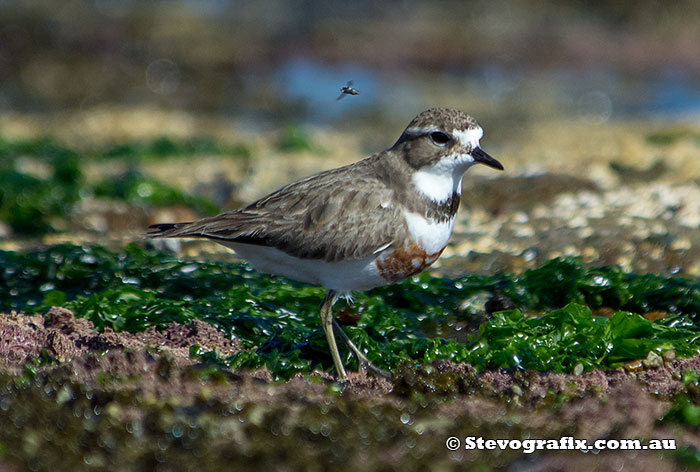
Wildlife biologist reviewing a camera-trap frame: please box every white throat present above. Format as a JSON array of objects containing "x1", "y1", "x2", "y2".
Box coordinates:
[
  {"x1": 411, "y1": 166, "x2": 464, "y2": 202},
  {"x1": 411, "y1": 127, "x2": 483, "y2": 203}
]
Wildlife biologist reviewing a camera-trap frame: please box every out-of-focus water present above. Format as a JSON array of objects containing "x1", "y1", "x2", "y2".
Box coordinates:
[
  {"x1": 271, "y1": 58, "x2": 379, "y2": 118},
  {"x1": 267, "y1": 57, "x2": 700, "y2": 124}
]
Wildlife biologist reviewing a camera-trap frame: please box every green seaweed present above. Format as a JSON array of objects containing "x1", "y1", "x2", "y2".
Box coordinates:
[
  {"x1": 100, "y1": 135, "x2": 250, "y2": 160},
  {"x1": 0, "y1": 134, "x2": 248, "y2": 234},
  {"x1": 0, "y1": 134, "x2": 249, "y2": 162},
  {"x1": 646, "y1": 129, "x2": 700, "y2": 146},
  {"x1": 277, "y1": 124, "x2": 319, "y2": 153},
  {"x1": 0, "y1": 138, "x2": 83, "y2": 235},
  {"x1": 465, "y1": 304, "x2": 700, "y2": 372},
  {"x1": 3, "y1": 244, "x2": 700, "y2": 379},
  {"x1": 660, "y1": 369, "x2": 700, "y2": 467},
  {"x1": 93, "y1": 170, "x2": 219, "y2": 215}
]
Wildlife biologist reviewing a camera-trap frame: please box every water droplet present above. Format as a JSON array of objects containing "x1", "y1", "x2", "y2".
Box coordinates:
[
  {"x1": 172, "y1": 424, "x2": 184, "y2": 438},
  {"x1": 522, "y1": 248, "x2": 537, "y2": 262},
  {"x1": 592, "y1": 275, "x2": 609, "y2": 286},
  {"x1": 79, "y1": 254, "x2": 96, "y2": 264}
]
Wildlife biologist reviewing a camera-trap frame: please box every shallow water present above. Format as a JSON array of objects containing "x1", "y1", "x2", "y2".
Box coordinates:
[{"x1": 266, "y1": 58, "x2": 700, "y2": 125}]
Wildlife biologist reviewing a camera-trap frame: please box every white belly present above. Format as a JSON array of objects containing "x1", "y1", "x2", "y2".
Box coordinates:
[
  {"x1": 222, "y1": 242, "x2": 387, "y2": 294},
  {"x1": 217, "y1": 212, "x2": 455, "y2": 294}
]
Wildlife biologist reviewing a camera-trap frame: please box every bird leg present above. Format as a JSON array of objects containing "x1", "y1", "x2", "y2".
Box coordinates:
[
  {"x1": 332, "y1": 319, "x2": 391, "y2": 380},
  {"x1": 319, "y1": 290, "x2": 391, "y2": 380},
  {"x1": 319, "y1": 290, "x2": 347, "y2": 380}
]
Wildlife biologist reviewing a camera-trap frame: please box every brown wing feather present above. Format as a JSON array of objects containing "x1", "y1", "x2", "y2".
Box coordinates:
[{"x1": 148, "y1": 156, "x2": 405, "y2": 263}]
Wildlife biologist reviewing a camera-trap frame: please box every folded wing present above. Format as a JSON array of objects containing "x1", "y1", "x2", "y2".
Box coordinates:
[{"x1": 148, "y1": 167, "x2": 402, "y2": 263}]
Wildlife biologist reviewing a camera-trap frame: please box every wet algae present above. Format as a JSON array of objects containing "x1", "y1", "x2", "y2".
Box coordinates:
[
  {"x1": 3, "y1": 244, "x2": 700, "y2": 469},
  {"x1": 0, "y1": 135, "x2": 250, "y2": 235},
  {"x1": 3, "y1": 244, "x2": 700, "y2": 379}
]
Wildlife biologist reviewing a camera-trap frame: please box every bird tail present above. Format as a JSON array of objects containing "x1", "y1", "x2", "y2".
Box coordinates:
[{"x1": 147, "y1": 222, "x2": 192, "y2": 238}]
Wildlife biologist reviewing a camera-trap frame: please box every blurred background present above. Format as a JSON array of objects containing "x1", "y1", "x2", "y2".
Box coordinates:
[
  {"x1": 1, "y1": 0, "x2": 700, "y2": 274},
  {"x1": 3, "y1": 0, "x2": 700, "y2": 130}
]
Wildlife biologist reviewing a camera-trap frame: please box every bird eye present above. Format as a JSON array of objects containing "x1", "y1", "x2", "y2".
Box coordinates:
[{"x1": 429, "y1": 131, "x2": 450, "y2": 146}]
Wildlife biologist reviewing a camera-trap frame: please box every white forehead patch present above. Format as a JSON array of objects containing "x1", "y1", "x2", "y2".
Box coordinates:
[{"x1": 452, "y1": 127, "x2": 483, "y2": 150}]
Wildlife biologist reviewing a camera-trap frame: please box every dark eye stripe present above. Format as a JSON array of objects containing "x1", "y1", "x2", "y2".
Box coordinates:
[{"x1": 429, "y1": 131, "x2": 451, "y2": 145}]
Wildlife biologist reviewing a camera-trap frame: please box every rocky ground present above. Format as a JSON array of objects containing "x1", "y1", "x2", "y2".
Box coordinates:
[
  {"x1": 1, "y1": 307, "x2": 699, "y2": 470},
  {"x1": 1, "y1": 108, "x2": 700, "y2": 470}
]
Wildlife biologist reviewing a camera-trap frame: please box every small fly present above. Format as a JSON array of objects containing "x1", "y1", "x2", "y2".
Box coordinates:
[{"x1": 336, "y1": 80, "x2": 359, "y2": 100}]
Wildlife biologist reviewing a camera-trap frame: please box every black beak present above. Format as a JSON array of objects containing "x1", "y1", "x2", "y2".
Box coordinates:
[{"x1": 472, "y1": 147, "x2": 504, "y2": 171}]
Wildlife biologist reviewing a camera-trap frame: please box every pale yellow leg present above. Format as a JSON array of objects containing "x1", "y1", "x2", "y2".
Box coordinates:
[
  {"x1": 319, "y1": 290, "x2": 347, "y2": 380},
  {"x1": 332, "y1": 319, "x2": 391, "y2": 379}
]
